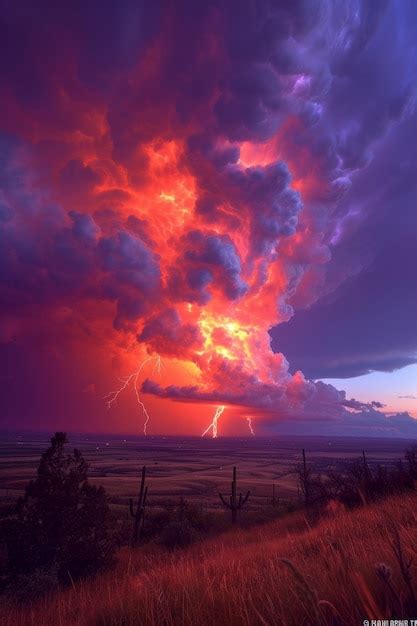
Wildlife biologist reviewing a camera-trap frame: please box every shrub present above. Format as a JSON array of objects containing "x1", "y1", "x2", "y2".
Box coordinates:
[
  {"x1": 324, "y1": 448, "x2": 417, "y2": 508},
  {"x1": 159, "y1": 519, "x2": 199, "y2": 549},
  {"x1": 154, "y1": 500, "x2": 221, "y2": 549},
  {"x1": 2, "y1": 432, "x2": 115, "y2": 595},
  {"x1": 5, "y1": 566, "x2": 59, "y2": 605}
]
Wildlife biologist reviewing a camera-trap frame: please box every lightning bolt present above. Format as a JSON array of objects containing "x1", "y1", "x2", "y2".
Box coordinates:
[
  {"x1": 202, "y1": 405, "x2": 225, "y2": 438},
  {"x1": 104, "y1": 355, "x2": 162, "y2": 435},
  {"x1": 246, "y1": 416, "x2": 255, "y2": 436}
]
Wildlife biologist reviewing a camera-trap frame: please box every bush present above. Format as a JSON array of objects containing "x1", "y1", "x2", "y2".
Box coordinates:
[
  {"x1": 293, "y1": 447, "x2": 417, "y2": 512},
  {"x1": 5, "y1": 566, "x2": 59, "y2": 605},
  {"x1": 319, "y1": 448, "x2": 417, "y2": 509},
  {"x1": 159, "y1": 519, "x2": 199, "y2": 549},
  {"x1": 2, "y1": 432, "x2": 116, "y2": 595},
  {"x1": 147, "y1": 500, "x2": 224, "y2": 549}
]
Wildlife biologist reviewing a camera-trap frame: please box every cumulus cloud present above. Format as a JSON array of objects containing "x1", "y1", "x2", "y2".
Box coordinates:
[
  {"x1": 0, "y1": 0, "x2": 416, "y2": 434},
  {"x1": 138, "y1": 308, "x2": 202, "y2": 357},
  {"x1": 0, "y1": 143, "x2": 161, "y2": 332},
  {"x1": 168, "y1": 230, "x2": 247, "y2": 303}
]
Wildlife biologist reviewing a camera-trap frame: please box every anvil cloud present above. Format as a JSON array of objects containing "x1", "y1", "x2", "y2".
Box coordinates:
[{"x1": 1, "y1": 1, "x2": 416, "y2": 436}]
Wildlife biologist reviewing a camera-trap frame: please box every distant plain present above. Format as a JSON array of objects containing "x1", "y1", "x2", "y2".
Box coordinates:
[{"x1": 0, "y1": 432, "x2": 414, "y2": 510}]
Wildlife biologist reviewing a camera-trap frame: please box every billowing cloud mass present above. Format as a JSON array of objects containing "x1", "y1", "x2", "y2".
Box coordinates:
[
  {"x1": 270, "y1": 111, "x2": 417, "y2": 380},
  {"x1": 1, "y1": 0, "x2": 417, "y2": 436}
]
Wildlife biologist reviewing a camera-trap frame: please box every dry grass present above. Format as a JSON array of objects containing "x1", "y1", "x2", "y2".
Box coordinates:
[{"x1": 3, "y1": 492, "x2": 417, "y2": 625}]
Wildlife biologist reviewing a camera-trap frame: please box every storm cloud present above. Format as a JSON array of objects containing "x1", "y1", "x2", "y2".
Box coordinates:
[{"x1": 1, "y1": 0, "x2": 416, "y2": 435}]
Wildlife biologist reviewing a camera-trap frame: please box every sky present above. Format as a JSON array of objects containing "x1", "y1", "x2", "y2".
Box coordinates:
[{"x1": 0, "y1": 0, "x2": 417, "y2": 438}]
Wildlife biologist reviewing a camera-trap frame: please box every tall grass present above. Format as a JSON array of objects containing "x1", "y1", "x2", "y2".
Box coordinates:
[{"x1": 2, "y1": 492, "x2": 417, "y2": 625}]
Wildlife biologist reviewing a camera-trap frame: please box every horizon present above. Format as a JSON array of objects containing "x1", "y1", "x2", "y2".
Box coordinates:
[{"x1": 2, "y1": 429, "x2": 417, "y2": 444}]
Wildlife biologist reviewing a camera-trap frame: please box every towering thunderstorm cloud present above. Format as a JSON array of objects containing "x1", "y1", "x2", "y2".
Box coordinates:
[{"x1": 1, "y1": 1, "x2": 417, "y2": 435}]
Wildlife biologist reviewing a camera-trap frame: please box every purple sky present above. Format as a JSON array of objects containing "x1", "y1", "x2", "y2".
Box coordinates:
[{"x1": 0, "y1": 1, "x2": 416, "y2": 437}]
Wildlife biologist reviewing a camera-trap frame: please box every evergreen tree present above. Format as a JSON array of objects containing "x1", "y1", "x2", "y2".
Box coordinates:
[{"x1": 4, "y1": 432, "x2": 115, "y2": 586}]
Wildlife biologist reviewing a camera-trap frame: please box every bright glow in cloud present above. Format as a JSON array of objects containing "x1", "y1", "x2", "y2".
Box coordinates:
[{"x1": 1, "y1": 1, "x2": 417, "y2": 437}]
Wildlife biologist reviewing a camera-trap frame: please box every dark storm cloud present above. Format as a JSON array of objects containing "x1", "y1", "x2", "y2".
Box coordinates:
[
  {"x1": 267, "y1": 410, "x2": 417, "y2": 439},
  {"x1": 226, "y1": 161, "x2": 302, "y2": 257},
  {"x1": 98, "y1": 231, "x2": 161, "y2": 329},
  {"x1": 143, "y1": 365, "x2": 371, "y2": 417},
  {"x1": 343, "y1": 398, "x2": 385, "y2": 411},
  {"x1": 270, "y1": 111, "x2": 417, "y2": 379},
  {"x1": 138, "y1": 308, "x2": 202, "y2": 357},
  {"x1": 0, "y1": 138, "x2": 162, "y2": 331},
  {"x1": 0, "y1": 1, "x2": 162, "y2": 98},
  {"x1": 1, "y1": 0, "x2": 417, "y2": 435},
  {"x1": 184, "y1": 138, "x2": 302, "y2": 268},
  {"x1": 143, "y1": 374, "x2": 416, "y2": 439},
  {"x1": 168, "y1": 230, "x2": 247, "y2": 303}
]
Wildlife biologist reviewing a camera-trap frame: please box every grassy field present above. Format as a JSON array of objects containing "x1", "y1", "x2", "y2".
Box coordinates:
[
  {"x1": 2, "y1": 489, "x2": 417, "y2": 625},
  {"x1": 0, "y1": 432, "x2": 411, "y2": 511}
]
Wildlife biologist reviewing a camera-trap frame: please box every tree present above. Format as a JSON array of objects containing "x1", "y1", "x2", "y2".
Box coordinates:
[{"x1": 4, "y1": 432, "x2": 115, "y2": 587}]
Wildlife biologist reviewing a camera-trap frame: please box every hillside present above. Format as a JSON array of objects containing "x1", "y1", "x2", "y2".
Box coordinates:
[{"x1": 2, "y1": 491, "x2": 417, "y2": 625}]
